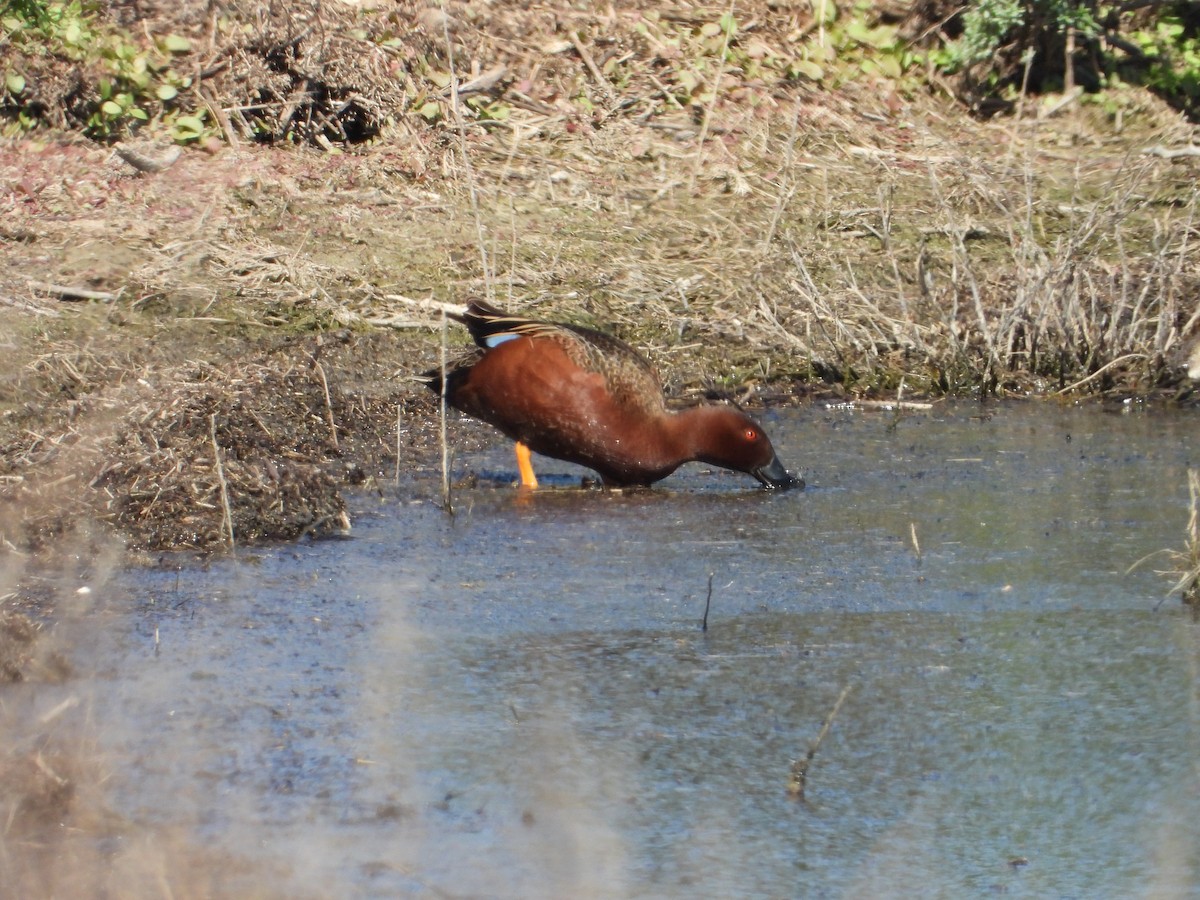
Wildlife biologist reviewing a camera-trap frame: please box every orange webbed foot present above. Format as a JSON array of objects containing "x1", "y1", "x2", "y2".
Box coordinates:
[{"x1": 515, "y1": 442, "x2": 538, "y2": 489}]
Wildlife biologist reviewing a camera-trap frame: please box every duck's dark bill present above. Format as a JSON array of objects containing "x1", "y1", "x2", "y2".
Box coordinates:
[{"x1": 753, "y1": 455, "x2": 803, "y2": 490}]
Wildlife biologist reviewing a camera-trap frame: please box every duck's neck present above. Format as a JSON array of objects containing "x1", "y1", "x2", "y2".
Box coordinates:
[{"x1": 661, "y1": 405, "x2": 727, "y2": 462}]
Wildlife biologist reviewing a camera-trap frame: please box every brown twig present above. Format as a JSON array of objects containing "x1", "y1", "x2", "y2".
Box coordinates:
[
  {"x1": 690, "y1": 0, "x2": 736, "y2": 192},
  {"x1": 1143, "y1": 145, "x2": 1200, "y2": 160},
  {"x1": 1051, "y1": 353, "x2": 1148, "y2": 396},
  {"x1": 788, "y1": 684, "x2": 852, "y2": 802},
  {"x1": 438, "y1": 309, "x2": 453, "y2": 514},
  {"x1": 313, "y1": 360, "x2": 339, "y2": 451},
  {"x1": 114, "y1": 144, "x2": 182, "y2": 174},
  {"x1": 201, "y1": 86, "x2": 241, "y2": 147},
  {"x1": 23, "y1": 279, "x2": 118, "y2": 303},
  {"x1": 448, "y1": 65, "x2": 507, "y2": 97},
  {"x1": 209, "y1": 413, "x2": 236, "y2": 553},
  {"x1": 570, "y1": 32, "x2": 612, "y2": 100}
]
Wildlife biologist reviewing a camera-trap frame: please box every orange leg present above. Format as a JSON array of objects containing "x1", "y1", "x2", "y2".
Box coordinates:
[{"x1": 515, "y1": 441, "x2": 538, "y2": 489}]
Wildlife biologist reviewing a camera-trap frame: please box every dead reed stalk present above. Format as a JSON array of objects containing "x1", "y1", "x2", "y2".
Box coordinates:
[
  {"x1": 209, "y1": 414, "x2": 236, "y2": 553},
  {"x1": 690, "y1": 0, "x2": 737, "y2": 193},
  {"x1": 1127, "y1": 469, "x2": 1200, "y2": 609},
  {"x1": 313, "y1": 360, "x2": 339, "y2": 452},
  {"x1": 1176, "y1": 469, "x2": 1200, "y2": 608},
  {"x1": 438, "y1": 309, "x2": 453, "y2": 513},
  {"x1": 788, "y1": 684, "x2": 853, "y2": 802},
  {"x1": 440, "y1": 0, "x2": 491, "y2": 290}
]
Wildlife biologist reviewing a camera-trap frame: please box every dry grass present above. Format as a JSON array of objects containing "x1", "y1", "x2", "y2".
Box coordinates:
[
  {"x1": 0, "y1": 611, "x2": 41, "y2": 682},
  {"x1": 0, "y1": 327, "x2": 438, "y2": 553},
  {"x1": 3, "y1": 81, "x2": 1198, "y2": 556}
]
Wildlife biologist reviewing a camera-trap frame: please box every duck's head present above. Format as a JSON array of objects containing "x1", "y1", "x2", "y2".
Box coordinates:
[{"x1": 687, "y1": 406, "x2": 802, "y2": 490}]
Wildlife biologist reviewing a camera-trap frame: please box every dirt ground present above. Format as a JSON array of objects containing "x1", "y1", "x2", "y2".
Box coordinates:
[{"x1": 2, "y1": 1, "x2": 1200, "y2": 892}]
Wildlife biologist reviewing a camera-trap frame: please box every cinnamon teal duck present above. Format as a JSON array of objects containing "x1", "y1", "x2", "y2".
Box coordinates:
[{"x1": 422, "y1": 300, "x2": 800, "y2": 490}]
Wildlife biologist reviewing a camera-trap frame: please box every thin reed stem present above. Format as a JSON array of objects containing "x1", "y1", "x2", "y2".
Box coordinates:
[
  {"x1": 314, "y1": 360, "x2": 338, "y2": 452},
  {"x1": 439, "y1": 309, "x2": 453, "y2": 514},
  {"x1": 394, "y1": 402, "x2": 401, "y2": 485},
  {"x1": 788, "y1": 684, "x2": 852, "y2": 801},
  {"x1": 210, "y1": 413, "x2": 236, "y2": 552},
  {"x1": 440, "y1": 0, "x2": 491, "y2": 293},
  {"x1": 690, "y1": 0, "x2": 736, "y2": 192}
]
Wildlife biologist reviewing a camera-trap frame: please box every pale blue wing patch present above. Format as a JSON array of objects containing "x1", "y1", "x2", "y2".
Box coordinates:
[{"x1": 484, "y1": 332, "x2": 522, "y2": 348}]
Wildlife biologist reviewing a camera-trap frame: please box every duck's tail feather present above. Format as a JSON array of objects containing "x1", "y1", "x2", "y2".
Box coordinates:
[
  {"x1": 457, "y1": 299, "x2": 561, "y2": 348},
  {"x1": 417, "y1": 346, "x2": 485, "y2": 396}
]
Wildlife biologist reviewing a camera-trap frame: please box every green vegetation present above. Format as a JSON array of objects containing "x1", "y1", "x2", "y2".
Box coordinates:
[
  {"x1": 625, "y1": 1, "x2": 918, "y2": 101},
  {"x1": 1, "y1": 0, "x2": 207, "y2": 139},
  {"x1": 934, "y1": 0, "x2": 1200, "y2": 116},
  {"x1": 1131, "y1": 11, "x2": 1200, "y2": 115},
  {"x1": 4, "y1": 1, "x2": 1199, "y2": 144}
]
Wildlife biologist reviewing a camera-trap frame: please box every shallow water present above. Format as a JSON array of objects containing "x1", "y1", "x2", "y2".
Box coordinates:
[{"x1": 72, "y1": 403, "x2": 1200, "y2": 896}]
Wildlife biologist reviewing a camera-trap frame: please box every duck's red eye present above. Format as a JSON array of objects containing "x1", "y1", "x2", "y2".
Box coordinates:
[{"x1": 744, "y1": 428, "x2": 758, "y2": 441}]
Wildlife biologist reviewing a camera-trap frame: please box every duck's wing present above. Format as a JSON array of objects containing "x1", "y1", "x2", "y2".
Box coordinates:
[
  {"x1": 454, "y1": 299, "x2": 550, "y2": 349},
  {"x1": 457, "y1": 300, "x2": 665, "y2": 414}
]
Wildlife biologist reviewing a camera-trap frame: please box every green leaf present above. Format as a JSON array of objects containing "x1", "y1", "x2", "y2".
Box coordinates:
[
  {"x1": 173, "y1": 115, "x2": 205, "y2": 134},
  {"x1": 156, "y1": 83, "x2": 178, "y2": 101},
  {"x1": 868, "y1": 25, "x2": 899, "y2": 49},
  {"x1": 789, "y1": 59, "x2": 824, "y2": 81},
  {"x1": 876, "y1": 55, "x2": 902, "y2": 79},
  {"x1": 5, "y1": 72, "x2": 25, "y2": 95},
  {"x1": 845, "y1": 20, "x2": 871, "y2": 44},
  {"x1": 481, "y1": 102, "x2": 510, "y2": 121},
  {"x1": 161, "y1": 34, "x2": 191, "y2": 53},
  {"x1": 128, "y1": 107, "x2": 148, "y2": 120},
  {"x1": 101, "y1": 100, "x2": 123, "y2": 117}
]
